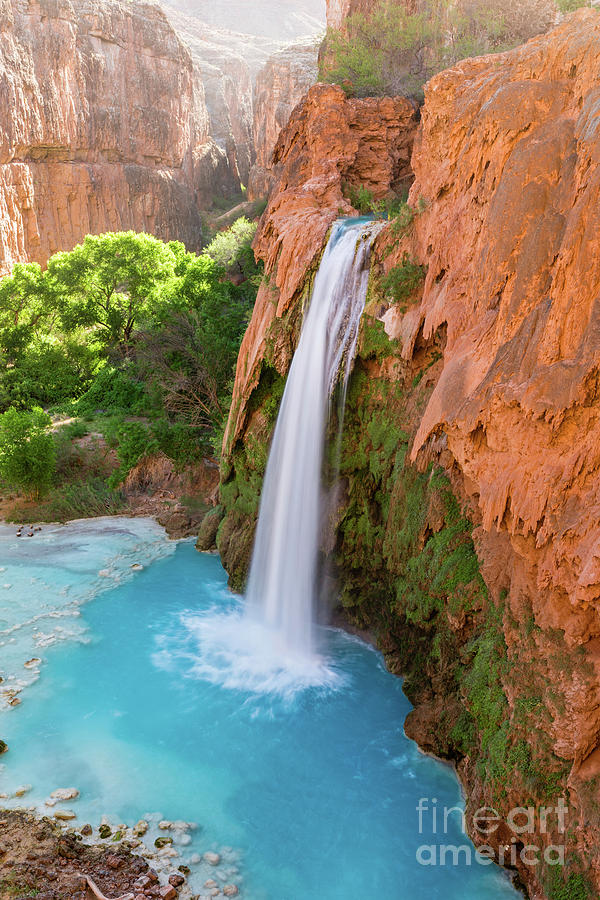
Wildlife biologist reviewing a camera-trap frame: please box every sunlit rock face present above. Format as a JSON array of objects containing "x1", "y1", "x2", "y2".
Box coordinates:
[
  {"x1": 0, "y1": 0, "x2": 236, "y2": 273},
  {"x1": 220, "y1": 11, "x2": 600, "y2": 894},
  {"x1": 164, "y1": 8, "x2": 278, "y2": 188},
  {"x1": 325, "y1": 0, "x2": 370, "y2": 30},
  {"x1": 225, "y1": 82, "x2": 417, "y2": 451},
  {"x1": 403, "y1": 5, "x2": 600, "y2": 741},
  {"x1": 248, "y1": 41, "x2": 319, "y2": 200},
  {"x1": 374, "y1": 11, "x2": 600, "y2": 890}
]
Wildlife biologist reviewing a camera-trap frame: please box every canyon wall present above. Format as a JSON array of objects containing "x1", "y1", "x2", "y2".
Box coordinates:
[
  {"x1": 326, "y1": 0, "x2": 370, "y2": 29},
  {"x1": 0, "y1": 0, "x2": 234, "y2": 275},
  {"x1": 210, "y1": 10, "x2": 600, "y2": 899},
  {"x1": 247, "y1": 42, "x2": 319, "y2": 200},
  {"x1": 164, "y1": 8, "x2": 279, "y2": 187}
]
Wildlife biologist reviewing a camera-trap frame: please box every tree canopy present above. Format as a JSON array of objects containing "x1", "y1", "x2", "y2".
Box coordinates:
[{"x1": 320, "y1": 0, "x2": 556, "y2": 101}]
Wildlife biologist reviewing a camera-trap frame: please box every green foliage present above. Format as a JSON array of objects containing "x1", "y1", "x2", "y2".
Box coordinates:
[
  {"x1": 344, "y1": 184, "x2": 409, "y2": 219},
  {"x1": 0, "y1": 262, "x2": 57, "y2": 361},
  {"x1": 75, "y1": 366, "x2": 148, "y2": 416},
  {"x1": 6, "y1": 478, "x2": 127, "y2": 523},
  {"x1": 556, "y1": 0, "x2": 590, "y2": 10},
  {"x1": 0, "y1": 339, "x2": 98, "y2": 412},
  {"x1": 389, "y1": 202, "x2": 416, "y2": 238},
  {"x1": 320, "y1": 0, "x2": 552, "y2": 101},
  {"x1": 0, "y1": 407, "x2": 55, "y2": 498},
  {"x1": 396, "y1": 480, "x2": 487, "y2": 626},
  {"x1": 204, "y1": 217, "x2": 260, "y2": 281},
  {"x1": 382, "y1": 254, "x2": 427, "y2": 306},
  {"x1": 106, "y1": 418, "x2": 208, "y2": 487},
  {"x1": 106, "y1": 422, "x2": 158, "y2": 487},
  {"x1": 547, "y1": 866, "x2": 593, "y2": 900},
  {"x1": 49, "y1": 231, "x2": 179, "y2": 352},
  {"x1": 360, "y1": 318, "x2": 396, "y2": 362}
]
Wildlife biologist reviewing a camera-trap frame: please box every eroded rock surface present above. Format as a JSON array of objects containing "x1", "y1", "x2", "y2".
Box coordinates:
[
  {"x1": 247, "y1": 41, "x2": 319, "y2": 200},
  {"x1": 225, "y1": 83, "x2": 417, "y2": 452},
  {"x1": 0, "y1": 810, "x2": 159, "y2": 900},
  {"x1": 217, "y1": 10, "x2": 600, "y2": 896},
  {"x1": 0, "y1": 0, "x2": 224, "y2": 273}
]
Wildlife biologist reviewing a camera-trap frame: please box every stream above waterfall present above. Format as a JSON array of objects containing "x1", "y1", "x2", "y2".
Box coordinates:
[{"x1": 0, "y1": 520, "x2": 519, "y2": 899}]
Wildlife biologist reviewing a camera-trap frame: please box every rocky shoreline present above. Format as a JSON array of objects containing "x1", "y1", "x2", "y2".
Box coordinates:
[{"x1": 0, "y1": 808, "x2": 240, "y2": 900}]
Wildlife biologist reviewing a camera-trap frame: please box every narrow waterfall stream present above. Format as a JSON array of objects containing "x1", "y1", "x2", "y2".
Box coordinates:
[{"x1": 245, "y1": 218, "x2": 376, "y2": 658}]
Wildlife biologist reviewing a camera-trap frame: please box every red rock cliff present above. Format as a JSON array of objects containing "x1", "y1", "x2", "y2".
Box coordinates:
[
  {"x1": 224, "y1": 82, "x2": 417, "y2": 451},
  {"x1": 219, "y1": 9, "x2": 600, "y2": 895},
  {"x1": 0, "y1": 0, "x2": 229, "y2": 273},
  {"x1": 247, "y1": 41, "x2": 319, "y2": 200},
  {"x1": 400, "y1": 4, "x2": 600, "y2": 755}
]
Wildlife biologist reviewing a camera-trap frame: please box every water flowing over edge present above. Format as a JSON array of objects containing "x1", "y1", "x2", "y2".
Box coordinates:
[{"x1": 191, "y1": 218, "x2": 379, "y2": 697}]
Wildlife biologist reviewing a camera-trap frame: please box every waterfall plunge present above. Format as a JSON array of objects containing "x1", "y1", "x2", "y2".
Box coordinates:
[
  {"x1": 245, "y1": 219, "x2": 376, "y2": 659},
  {"x1": 186, "y1": 219, "x2": 378, "y2": 696}
]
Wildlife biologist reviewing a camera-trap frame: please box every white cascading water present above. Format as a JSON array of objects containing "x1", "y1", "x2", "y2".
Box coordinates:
[
  {"x1": 245, "y1": 219, "x2": 375, "y2": 659},
  {"x1": 187, "y1": 218, "x2": 378, "y2": 696}
]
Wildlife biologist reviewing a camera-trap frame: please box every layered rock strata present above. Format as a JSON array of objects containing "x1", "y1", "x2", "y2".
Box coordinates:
[
  {"x1": 247, "y1": 41, "x2": 319, "y2": 199},
  {"x1": 0, "y1": 0, "x2": 227, "y2": 273}
]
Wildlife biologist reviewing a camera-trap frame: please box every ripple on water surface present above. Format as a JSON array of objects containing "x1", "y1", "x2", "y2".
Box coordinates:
[{"x1": 0, "y1": 524, "x2": 519, "y2": 900}]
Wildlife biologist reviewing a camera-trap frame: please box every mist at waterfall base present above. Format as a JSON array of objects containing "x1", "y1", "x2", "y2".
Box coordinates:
[
  {"x1": 0, "y1": 525, "x2": 517, "y2": 900},
  {"x1": 190, "y1": 219, "x2": 375, "y2": 696}
]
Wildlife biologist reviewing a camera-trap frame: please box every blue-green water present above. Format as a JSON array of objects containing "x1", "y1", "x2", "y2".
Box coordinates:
[{"x1": 0, "y1": 520, "x2": 517, "y2": 899}]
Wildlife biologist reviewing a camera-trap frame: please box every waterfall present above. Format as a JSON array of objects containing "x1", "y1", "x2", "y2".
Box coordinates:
[{"x1": 245, "y1": 218, "x2": 376, "y2": 659}]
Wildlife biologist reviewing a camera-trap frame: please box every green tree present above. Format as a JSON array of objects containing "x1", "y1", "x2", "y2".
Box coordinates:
[
  {"x1": 136, "y1": 255, "x2": 251, "y2": 431},
  {"x1": 48, "y1": 231, "x2": 179, "y2": 353},
  {"x1": 204, "y1": 217, "x2": 259, "y2": 281},
  {"x1": 320, "y1": 0, "x2": 555, "y2": 101},
  {"x1": 0, "y1": 263, "x2": 57, "y2": 362},
  {"x1": 0, "y1": 407, "x2": 56, "y2": 498}
]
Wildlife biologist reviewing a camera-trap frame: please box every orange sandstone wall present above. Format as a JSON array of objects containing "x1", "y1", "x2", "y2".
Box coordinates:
[
  {"x1": 220, "y1": 10, "x2": 600, "y2": 894},
  {"x1": 224, "y1": 83, "x2": 418, "y2": 452},
  {"x1": 0, "y1": 0, "x2": 229, "y2": 273}
]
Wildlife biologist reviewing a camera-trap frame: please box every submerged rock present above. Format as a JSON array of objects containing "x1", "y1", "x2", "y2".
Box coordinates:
[
  {"x1": 154, "y1": 836, "x2": 173, "y2": 849},
  {"x1": 53, "y1": 809, "x2": 77, "y2": 821},
  {"x1": 51, "y1": 787, "x2": 79, "y2": 801},
  {"x1": 203, "y1": 852, "x2": 221, "y2": 866},
  {"x1": 14, "y1": 784, "x2": 32, "y2": 797}
]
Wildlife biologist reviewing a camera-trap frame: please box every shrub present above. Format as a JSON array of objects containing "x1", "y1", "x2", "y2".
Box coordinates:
[
  {"x1": 204, "y1": 216, "x2": 259, "y2": 280},
  {"x1": 75, "y1": 366, "x2": 148, "y2": 416},
  {"x1": 0, "y1": 407, "x2": 56, "y2": 498},
  {"x1": 0, "y1": 340, "x2": 98, "y2": 411},
  {"x1": 320, "y1": 0, "x2": 556, "y2": 101},
  {"x1": 381, "y1": 254, "x2": 427, "y2": 305},
  {"x1": 106, "y1": 422, "x2": 159, "y2": 488},
  {"x1": 555, "y1": 0, "x2": 589, "y2": 11}
]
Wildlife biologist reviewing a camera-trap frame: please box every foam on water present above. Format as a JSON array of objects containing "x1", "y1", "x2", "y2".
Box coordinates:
[
  {"x1": 156, "y1": 606, "x2": 345, "y2": 700},
  {"x1": 0, "y1": 518, "x2": 175, "y2": 708}
]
